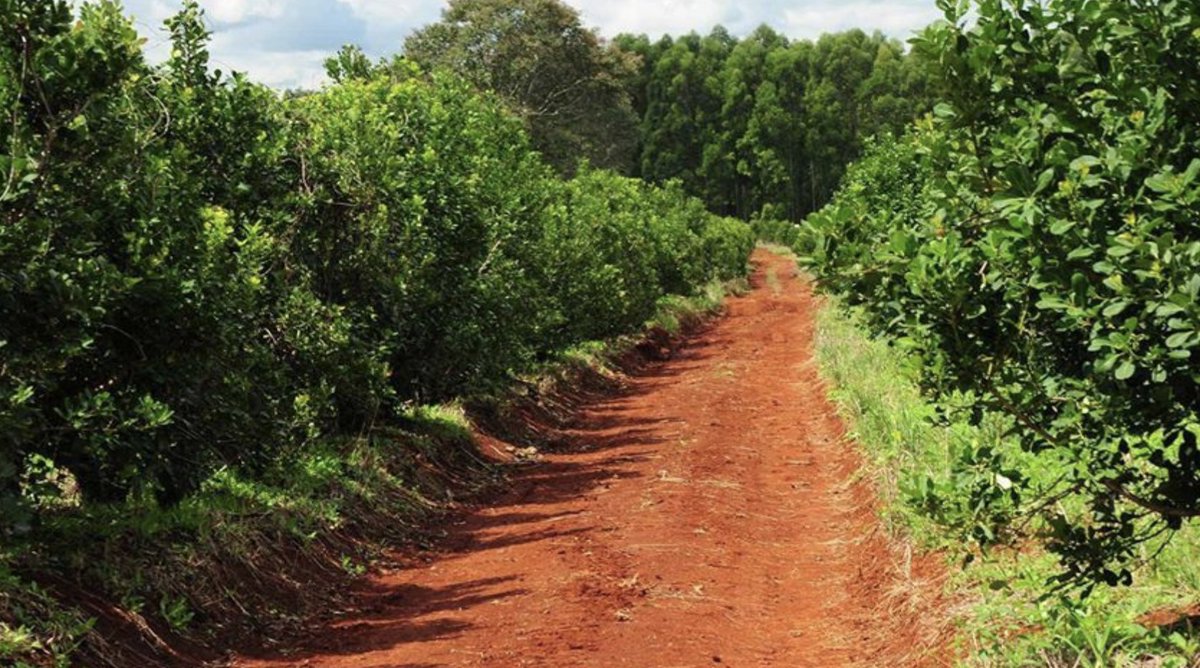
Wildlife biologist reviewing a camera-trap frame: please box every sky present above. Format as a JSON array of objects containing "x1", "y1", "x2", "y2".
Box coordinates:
[{"x1": 116, "y1": 0, "x2": 946, "y2": 89}]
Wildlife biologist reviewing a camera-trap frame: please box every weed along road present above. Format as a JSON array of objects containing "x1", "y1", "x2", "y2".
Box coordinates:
[{"x1": 235, "y1": 249, "x2": 944, "y2": 668}]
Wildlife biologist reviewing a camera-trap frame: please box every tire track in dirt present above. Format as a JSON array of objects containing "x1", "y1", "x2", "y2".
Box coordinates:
[{"x1": 233, "y1": 249, "x2": 947, "y2": 668}]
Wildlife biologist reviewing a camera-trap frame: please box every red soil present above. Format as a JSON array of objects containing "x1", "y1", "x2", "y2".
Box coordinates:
[{"x1": 233, "y1": 249, "x2": 949, "y2": 668}]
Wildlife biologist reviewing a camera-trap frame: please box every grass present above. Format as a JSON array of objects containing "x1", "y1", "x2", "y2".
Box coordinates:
[
  {"x1": 756, "y1": 242, "x2": 797, "y2": 258},
  {"x1": 0, "y1": 624, "x2": 41, "y2": 658},
  {"x1": 0, "y1": 402, "x2": 500, "y2": 667},
  {"x1": 765, "y1": 266, "x2": 782, "y2": 295},
  {"x1": 650, "y1": 278, "x2": 744, "y2": 335},
  {"x1": 812, "y1": 291, "x2": 1200, "y2": 667},
  {"x1": 534, "y1": 277, "x2": 743, "y2": 383}
]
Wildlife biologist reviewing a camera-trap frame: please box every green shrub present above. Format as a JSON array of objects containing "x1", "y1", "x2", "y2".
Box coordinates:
[
  {"x1": 0, "y1": 1, "x2": 307, "y2": 509},
  {"x1": 545, "y1": 168, "x2": 683, "y2": 344},
  {"x1": 801, "y1": 0, "x2": 1200, "y2": 585},
  {"x1": 539, "y1": 168, "x2": 750, "y2": 346},
  {"x1": 750, "y1": 217, "x2": 803, "y2": 249},
  {"x1": 0, "y1": 0, "x2": 753, "y2": 537},
  {"x1": 702, "y1": 216, "x2": 756, "y2": 281},
  {"x1": 287, "y1": 71, "x2": 557, "y2": 401}
]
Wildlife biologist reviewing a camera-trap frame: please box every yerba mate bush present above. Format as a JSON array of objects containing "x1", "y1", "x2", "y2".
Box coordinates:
[
  {"x1": 0, "y1": 1, "x2": 752, "y2": 536},
  {"x1": 801, "y1": 0, "x2": 1200, "y2": 587},
  {"x1": 543, "y1": 170, "x2": 753, "y2": 346}
]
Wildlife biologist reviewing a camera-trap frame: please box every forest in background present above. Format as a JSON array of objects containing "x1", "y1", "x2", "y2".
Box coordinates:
[
  {"x1": 616, "y1": 26, "x2": 931, "y2": 220},
  {"x1": 395, "y1": 0, "x2": 933, "y2": 221}
]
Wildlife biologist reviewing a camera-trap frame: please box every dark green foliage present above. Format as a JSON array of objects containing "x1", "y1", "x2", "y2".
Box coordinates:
[
  {"x1": 1, "y1": 0, "x2": 301, "y2": 510},
  {"x1": 699, "y1": 216, "x2": 756, "y2": 284},
  {"x1": 542, "y1": 169, "x2": 752, "y2": 346},
  {"x1": 616, "y1": 26, "x2": 933, "y2": 222},
  {"x1": 751, "y1": 217, "x2": 804, "y2": 249},
  {"x1": 0, "y1": 1, "x2": 752, "y2": 537},
  {"x1": 404, "y1": 0, "x2": 640, "y2": 176},
  {"x1": 288, "y1": 71, "x2": 557, "y2": 401},
  {"x1": 800, "y1": 0, "x2": 1200, "y2": 586}
]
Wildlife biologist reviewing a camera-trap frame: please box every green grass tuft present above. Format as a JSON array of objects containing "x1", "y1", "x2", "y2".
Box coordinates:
[{"x1": 813, "y1": 294, "x2": 1200, "y2": 667}]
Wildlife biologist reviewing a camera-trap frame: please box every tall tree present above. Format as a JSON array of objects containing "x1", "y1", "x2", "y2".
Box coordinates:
[
  {"x1": 616, "y1": 26, "x2": 934, "y2": 221},
  {"x1": 710, "y1": 24, "x2": 789, "y2": 218},
  {"x1": 404, "y1": 0, "x2": 639, "y2": 175},
  {"x1": 636, "y1": 29, "x2": 734, "y2": 202}
]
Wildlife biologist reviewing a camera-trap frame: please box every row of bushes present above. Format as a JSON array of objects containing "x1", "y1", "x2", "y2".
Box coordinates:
[
  {"x1": 0, "y1": 2, "x2": 752, "y2": 532},
  {"x1": 750, "y1": 218, "x2": 804, "y2": 250},
  {"x1": 782, "y1": 0, "x2": 1199, "y2": 587}
]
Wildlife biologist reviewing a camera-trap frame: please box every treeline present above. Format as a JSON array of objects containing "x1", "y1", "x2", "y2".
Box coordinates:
[
  {"x1": 393, "y1": 0, "x2": 932, "y2": 222},
  {"x1": 616, "y1": 26, "x2": 932, "y2": 221},
  {"x1": 0, "y1": 1, "x2": 752, "y2": 529},
  {"x1": 774, "y1": 0, "x2": 1200, "y2": 586}
]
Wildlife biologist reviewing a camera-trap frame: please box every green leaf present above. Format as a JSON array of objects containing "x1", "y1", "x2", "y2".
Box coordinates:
[
  {"x1": 1182, "y1": 159, "x2": 1200, "y2": 187},
  {"x1": 1049, "y1": 219, "x2": 1076, "y2": 235},
  {"x1": 1037, "y1": 296, "x2": 1071, "y2": 311},
  {"x1": 1166, "y1": 332, "x2": 1193, "y2": 349},
  {"x1": 10, "y1": 386, "x2": 34, "y2": 406},
  {"x1": 1115, "y1": 361, "x2": 1136, "y2": 380},
  {"x1": 1146, "y1": 172, "x2": 1177, "y2": 194},
  {"x1": 1070, "y1": 155, "x2": 1101, "y2": 172},
  {"x1": 1103, "y1": 301, "x2": 1130, "y2": 318}
]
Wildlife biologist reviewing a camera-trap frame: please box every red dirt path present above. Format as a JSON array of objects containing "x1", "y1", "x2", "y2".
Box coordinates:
[{"x1": 233, "y1": 249, "x2": 947, "y2": 668}]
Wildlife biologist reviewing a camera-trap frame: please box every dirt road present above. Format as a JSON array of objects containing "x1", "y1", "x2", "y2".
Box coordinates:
[{"x1": 235, "y1": 249, "x2": 944, "y2": 668}]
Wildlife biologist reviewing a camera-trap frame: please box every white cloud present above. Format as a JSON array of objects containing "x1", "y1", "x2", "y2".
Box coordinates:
[
  {"x1": 206, "y1": 41, "x2": 332, "y2": 89},
  {"x1": 113, "y1": 0, "x2": 945, "y2": 89},
  {"x1": 335, "y1": 0, "x2": 444, "y2": 25},
  {"x1": 781, "y1": 1, "x2": 943, "y2": 39},
  {"x1": 570, "y1": 0, "x2": 941, "y2": 40},
  {"x1": 117, "y1": 0, "x2": 285, "y2": 27},
  {"x1": 572, "y1": 0, "x2": 736, "y2": 38},
  {"x1": 117, "y1": 0, "x2": 366, "y2": 87},
  {"x1": 334, "y1": 0, "x2": 445, "y2": 55},
  {"x1": 202, "y1": 0, "x2": 286, "y2": 24}
]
